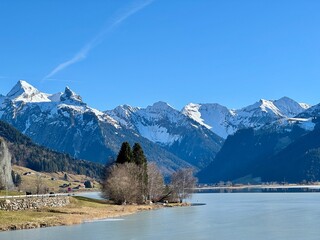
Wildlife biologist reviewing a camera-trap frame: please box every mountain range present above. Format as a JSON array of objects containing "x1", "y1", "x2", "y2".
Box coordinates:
[
  {"x1": 182, "y1": 97, "x2": 309, "y2": 138},
  {"x1": 0, "y1": 81, "x2": 224, "y2": 175},
  {"x1": 1, "y1": 80, "x2": 319, "y2": 182}
]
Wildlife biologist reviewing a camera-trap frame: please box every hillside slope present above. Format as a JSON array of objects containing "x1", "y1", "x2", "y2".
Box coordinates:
[{"x1": 0, "y1": 120, "x2": 103, "y2": 178}]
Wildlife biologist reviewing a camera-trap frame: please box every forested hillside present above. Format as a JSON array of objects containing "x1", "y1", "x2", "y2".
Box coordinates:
[{"x1": 0, "y1": 121, "x2": 103, "y2": 178}]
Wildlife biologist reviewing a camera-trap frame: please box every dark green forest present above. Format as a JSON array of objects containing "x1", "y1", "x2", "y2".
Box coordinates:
[{"x1": 0, "y1": 121, "x2": 103, "y2": 178}]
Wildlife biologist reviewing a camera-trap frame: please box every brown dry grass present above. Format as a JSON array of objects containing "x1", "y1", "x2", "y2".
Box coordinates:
[{"x1": 0, "y1": 196, "x2": 159, "y2": 231}]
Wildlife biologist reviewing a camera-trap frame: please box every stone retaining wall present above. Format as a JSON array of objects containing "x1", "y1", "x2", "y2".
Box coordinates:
[{"x1": 0, "y1": 196, "x2": 70, "y2": 211}]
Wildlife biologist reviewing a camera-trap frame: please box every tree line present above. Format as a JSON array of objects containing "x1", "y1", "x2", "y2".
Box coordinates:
[{"x1": 102, "y1": 142, "x2": 197, "y2": 204}]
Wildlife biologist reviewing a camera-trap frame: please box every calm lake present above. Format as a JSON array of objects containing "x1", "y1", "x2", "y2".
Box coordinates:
[{"x1": 1, "y1": 192, "x2": 320, "y2": 240}]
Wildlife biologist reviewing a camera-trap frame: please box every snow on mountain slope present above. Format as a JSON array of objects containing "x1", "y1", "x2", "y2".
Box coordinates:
[
  {"x1": 273, "y1": 97, "x2": 309, "y2": 117},
  {"x1": 297, "y1": 103, "x2": 320, "y2": 118},
  {"x1": 287, "y1": 118, "x2": 315, "y2": 131},
  {"x1": 136, "y1": 123, "x2": 181, "y2": 145},
  {"x1": 182, "y1": 97, "x2": 311, "y2": 139},
  {"x1": 106, "y1": 105, "x2": 138, "y2": 129},
  {"x1": 107, "y1": 101, "x2": 224, "y2": 168},
  {"x1": 239, "y1": 99, "x2": 282, "y2": 117},
  {"x1": 299, "y1": 103, "x2": 310, "y2": 109},
  {"x1": 7, "y1": 80, "x2": 51, "y2": 103},
  {"x1": 257, "y1": 117, "x2": 316, "y2": 134},
  {"x1": 182, "y1": 103, "x2": 212, "y2": 129},
  {"x1": 182, "y1": 103, "x2": 236, "y2": 139},
  {"x1": 233, "y1": 99, "x2": 284, "y2": 129},
  {"x1": 141, "y1": 101, "x2": 184, "y2": 124},
  {"x1": 108, "y1": 101, "x2": 223, "y2": 149},
  {"x1": 108, "y1": 101, "x2": 191, "y2": 146}
]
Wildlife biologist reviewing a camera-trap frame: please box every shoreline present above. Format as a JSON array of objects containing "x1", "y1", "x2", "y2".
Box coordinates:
[
  {"x1": 194, "y1": 184, "x2": 320, "y2": 191},
  {"x1": 0, "y1": 196, "x2": 161, "y2": 232}
]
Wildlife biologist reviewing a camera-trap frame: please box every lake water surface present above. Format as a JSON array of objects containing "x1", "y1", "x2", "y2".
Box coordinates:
[{"x1": 1, "y1": 193, "x2": 320, "y2": 240}]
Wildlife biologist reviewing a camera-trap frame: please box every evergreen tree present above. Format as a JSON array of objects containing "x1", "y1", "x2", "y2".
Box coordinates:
[
  {"x1": 132, "y1": 143, "x2": 147, "y2": 166},
  {"x1": 132, "y1": 143, "x2": 148, "y2": 201},
  {"x1": 116, "y1": 142, "x2": 132, "y2": 164},
  {"x1": 64, "y1": 173, "x2": 69, "y2": 181}
]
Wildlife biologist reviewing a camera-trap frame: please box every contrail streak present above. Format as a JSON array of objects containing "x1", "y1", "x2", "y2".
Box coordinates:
[{"x1": 43, "y1": 0, "x2": 154, "y2": 81}]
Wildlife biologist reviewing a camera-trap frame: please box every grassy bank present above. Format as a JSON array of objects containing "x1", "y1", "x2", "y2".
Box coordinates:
[
  {"x1": 0, "y1": 190, "x2": 23, "y2": 197},
  {"x1": 0, "y1": 196, "x2": 158, "y2": 231},
  {"x1": 12, "y1": 165, "x2": 100, "y2": 193}
]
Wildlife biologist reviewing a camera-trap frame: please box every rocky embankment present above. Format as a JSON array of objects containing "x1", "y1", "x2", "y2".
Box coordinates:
[{"x1": 0, "y1": 196, "x2": 70, "y2": 211}]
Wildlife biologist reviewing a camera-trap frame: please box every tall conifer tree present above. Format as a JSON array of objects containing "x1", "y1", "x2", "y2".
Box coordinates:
[
  {"x1": 116, "y1": 142, "x2": 132, "y2": 164},
  {"x1": 132, "y1": 143, "x2": 148, "y2": 201},
  {"x1": 132, "y1": 143, "x2": 147, "y2": 166}
]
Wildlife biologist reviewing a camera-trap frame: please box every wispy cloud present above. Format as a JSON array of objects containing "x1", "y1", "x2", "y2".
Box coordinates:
[{"x1": 43, "y1": 0, "x2": 154, "y2": 81}]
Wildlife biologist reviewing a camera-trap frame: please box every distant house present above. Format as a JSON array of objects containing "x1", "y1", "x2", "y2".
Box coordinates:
[
  {"x1": 59, "y1": 183, "x2": 71, "y2": 188},
  {"x1": 84, "y1": 180, "x2": 94, "y2": 188},
  {"x1": 72, "y1": 184, "x2": 84, "y2": 190}
]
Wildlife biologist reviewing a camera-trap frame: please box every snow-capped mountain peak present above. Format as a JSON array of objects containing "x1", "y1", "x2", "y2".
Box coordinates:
[
  {"x1": 105, "y1": 105, "x2": 140, "y2": 129},
  {"x1": 6, "y1": 80, "x2": 51, "y2": 103},
  {"x1": 241, "y1": 99, "x2": 282, "y2": 116},
  {"x1": 181, "y1": 103, "x2": 209, "y2": 127},
  {"x1": 142, "y1": 101, "x2": 183, "y2": 124},
  {"x1": 182, "y1": 103, "x2": 237, "y2": 138},
  {"x1": 147, "y1": 101, "x2": 174, "y2": 112},
  {"x1": 273, "y1": 96, "x2": 307, "y2": 117},
  {"x1": 60, "y1": 87, "x2": 83, "y2": 104},
  {"x1": 113, "y1": 104, "x2": 139, "y2": 118}
]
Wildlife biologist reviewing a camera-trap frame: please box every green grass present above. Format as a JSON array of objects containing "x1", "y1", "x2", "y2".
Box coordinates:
[
  {"x1": 0, "y1": 209, "x2": 58, "y2": 227},
  {"x1": 0, "y1": 190, "x2": 23, "y2": 196},
  {"x1": 73, "y1": 196, "x2": 108, "y2": 205}
]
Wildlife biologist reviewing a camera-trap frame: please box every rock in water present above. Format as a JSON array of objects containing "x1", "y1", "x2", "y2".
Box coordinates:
[{"x1": 0, "y1": 137, "x2": 14, "y2": 189}]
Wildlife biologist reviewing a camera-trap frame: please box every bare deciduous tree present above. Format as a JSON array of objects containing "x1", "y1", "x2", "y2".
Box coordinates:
[
  {"x1": 102, "y1": 163, "x2": 144, "y2": 204},
  {"x1": 147, "y1": 163, "x2": 164, "y2": 202},
  {"x1": 170, "y1": 168, "x2": 197, "y2": 203},
  {"x1": 35, "y1": 173, "x2": 44, "y2": 194}
]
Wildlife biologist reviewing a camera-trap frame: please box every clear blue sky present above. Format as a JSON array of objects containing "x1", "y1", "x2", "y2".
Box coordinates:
[{"x1": 1, "y1": 0, "x2": 320, "y2": 111}]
